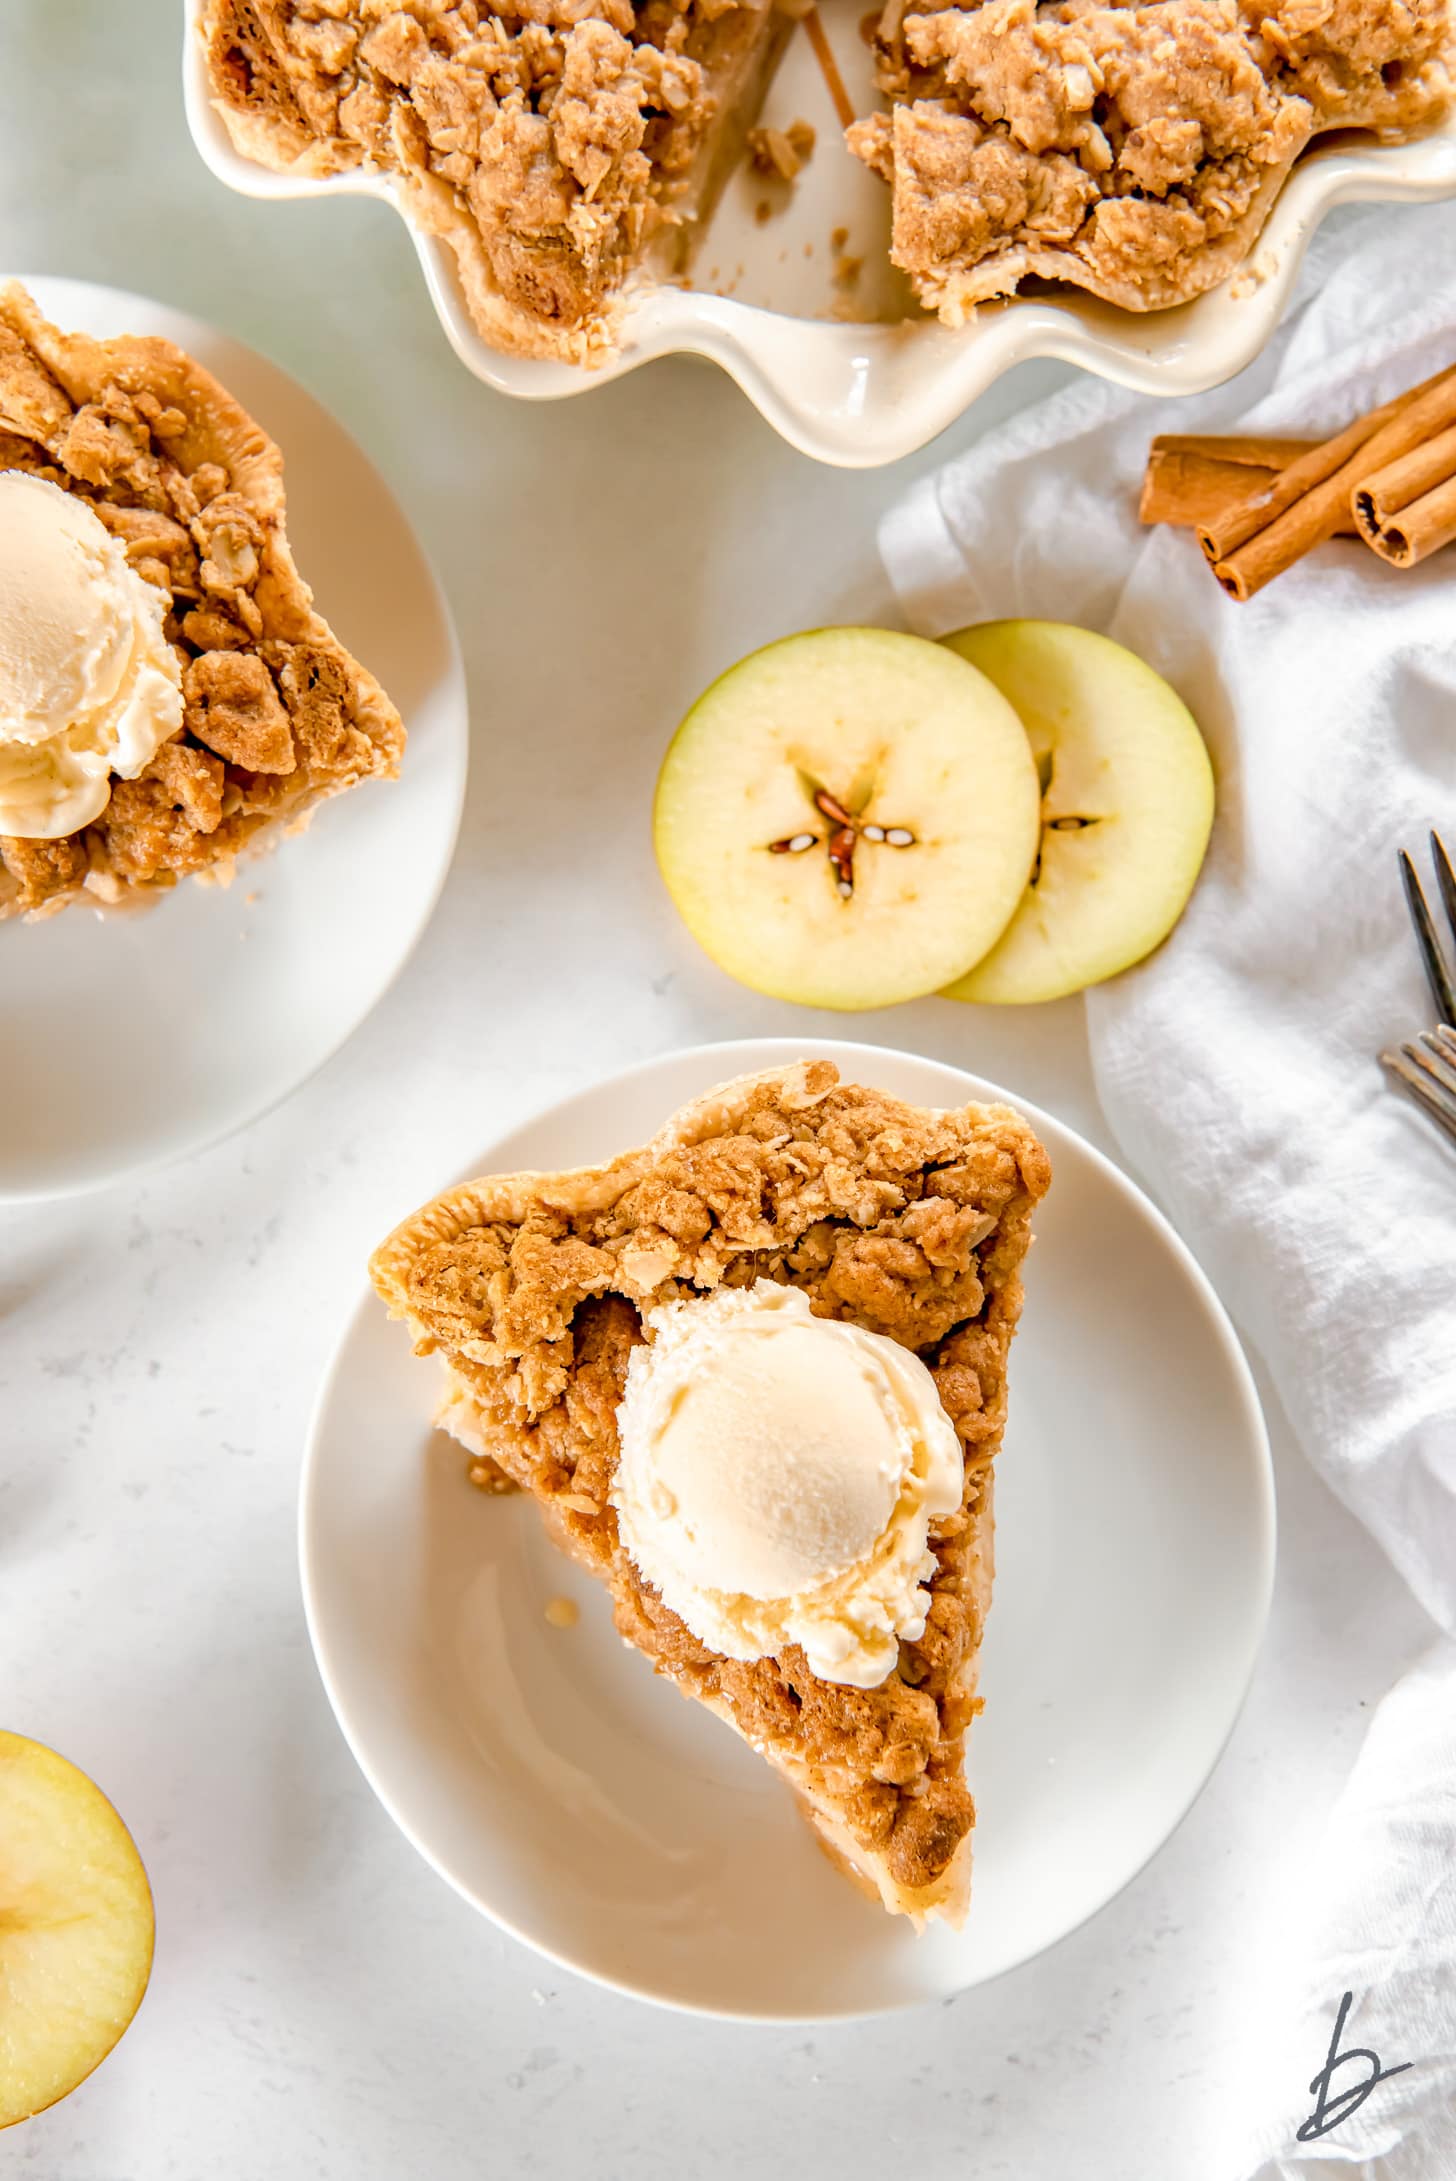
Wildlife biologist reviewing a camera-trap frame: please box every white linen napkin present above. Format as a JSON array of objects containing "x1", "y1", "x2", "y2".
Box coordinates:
[{"x1": 880, "y1": 204, "x2": 1456, "y2": 2176}]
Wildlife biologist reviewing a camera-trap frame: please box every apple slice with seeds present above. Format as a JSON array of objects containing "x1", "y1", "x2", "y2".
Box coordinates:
[
  {"x1": 940, "y1": 621, "x2": 1215, "y2": 1006},
  {"x1": 0, "y1": 1731, "x2": 154, "y2": 2128},
  {"x1": 653, "y1": 628, "x2": 1040, "y2": 1010}
]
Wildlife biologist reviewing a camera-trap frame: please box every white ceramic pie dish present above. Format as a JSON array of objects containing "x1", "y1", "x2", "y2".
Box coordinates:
[
  {"x1": 182, "y1": 0, "x2": 1456, "y2": 467},
  {"x1": 301, "y1": 1037, "x2": 1275, "y2": 2019}
]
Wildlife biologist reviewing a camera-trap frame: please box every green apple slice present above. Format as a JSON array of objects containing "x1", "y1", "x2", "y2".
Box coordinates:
[
  {"x1": 0, "y1": 1732, "x2": 155, "y2": 2128},
  {"x1": 653, "y1": 628, "x2": 1041, "y2": 1010},
  {"x1": 940, "y1": 621, "x2": 1215, "y2": 1006}
]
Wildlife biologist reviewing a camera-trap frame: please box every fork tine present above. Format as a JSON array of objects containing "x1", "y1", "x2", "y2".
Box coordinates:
[
  {"x1": 1399, "y1": 849, "x2": 1456, "y2": 1026},
  {"x1": 1382, "y1": 1046, "x2": 1456, "y2": 1148},
  {"x1": 1435, "y1": 1024, "x2": 1456, "y2": 1067},
  {"x1": 1414, "y1": 1031, "x2": 1456, "y2": 1097},
  {"x1": 1432, "y1": 831, "x2": 1456, "y2": 951},
  {"x1": 1398, "y1": 1041, "x2": 1456, "y2": 1134}
]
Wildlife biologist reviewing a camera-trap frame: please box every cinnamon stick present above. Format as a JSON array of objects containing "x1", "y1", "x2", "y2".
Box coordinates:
[
  {"x1": 1210, "y1": 366, "x2": 1456, "y2": 601},
  {"x1": 1365, "y1": 475, "x2": 1456, "y2": 569},
  {"x1": 1141, "y1": 449, "x2": 1277, "y2": 528},
  {"x1": 1140, "y1": 443, "x2": 1360, "y2": 533},
  {"x1": 1197, "y1": 363, "x2": 1456, "y2": 567},
  {"x1": 1150, "y1": 433, "x2": 1316, "y2": 468},
  {"x1": 1353, "y1": 422, "x2": 1456, "y2": 541}
]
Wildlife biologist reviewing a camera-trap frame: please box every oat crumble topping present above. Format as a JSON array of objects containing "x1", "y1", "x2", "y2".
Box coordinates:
[
  {"x1": 203, "y1": 0, "x2": 791, "y2": 361},
  {"x1": 849, "y1": 0, "x2": 1453, "y2": 317}
]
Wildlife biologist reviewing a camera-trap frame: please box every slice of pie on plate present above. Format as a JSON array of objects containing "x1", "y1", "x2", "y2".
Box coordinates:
[
  {"x1": 370, "y1": 1060, "x2": 1050, "y2": 1926},
  {"x1": 0, "y1": 282, "x2": 404, "y2": 922}
]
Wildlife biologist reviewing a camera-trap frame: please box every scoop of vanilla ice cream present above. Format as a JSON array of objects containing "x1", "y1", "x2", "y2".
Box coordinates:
[
  {"x1": 0, "y1": 471, "x2": 183, "y2": 838},
  {"x1": 610, "y1": 1279, "x2": 964, "y2": 1688}
]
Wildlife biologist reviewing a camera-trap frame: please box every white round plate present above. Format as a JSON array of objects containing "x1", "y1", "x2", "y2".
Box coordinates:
[
  {"x1": 184, "y1": 0, "x2": 1456, "y2": 466},
  {"x1": 303, "y1": 1038, "x2": 1275, "y2": 2019},
  {"x1": 1, "y1": 276, "x2": 467, "y2": 1202}
]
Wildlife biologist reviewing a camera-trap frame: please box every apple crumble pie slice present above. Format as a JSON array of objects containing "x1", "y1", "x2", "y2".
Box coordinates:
[
  {"x1": 371, "y1": 1061, "x2": 1050, "y2": 1926},
  {"x1": 0, "y1": 284, "x2": 404, "y2": 922},
  {"x1": 201, "y1": 0, "x2": 794, "y2": 363}
]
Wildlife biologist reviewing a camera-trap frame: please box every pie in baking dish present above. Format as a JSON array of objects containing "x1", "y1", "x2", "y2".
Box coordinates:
[
  {"x1": 202, "y1": 0, "x2": 794, "y2": 363},
  {"x1": 850, "y1": 0, "x2": 1454, "y2": 320},
  {"x1": 0, "y1": 283, "x2": 403, "y2": 922},
  {"x1": 201, "y1": 0, "x2": 1452, "y2": 351},
  {"x1": 370, "y1": 1061, "x2": 1050, "y2": 1925}
]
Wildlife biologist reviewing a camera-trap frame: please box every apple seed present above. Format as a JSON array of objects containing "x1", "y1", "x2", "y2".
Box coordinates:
[{"x1": 767, "y1": 785, "x2": 921, "y2": 899}]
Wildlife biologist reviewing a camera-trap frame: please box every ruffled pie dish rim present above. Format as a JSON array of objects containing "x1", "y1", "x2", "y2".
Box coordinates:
[{"x1": 181, "y1": 5, "x2": 1456, "y2": 468}]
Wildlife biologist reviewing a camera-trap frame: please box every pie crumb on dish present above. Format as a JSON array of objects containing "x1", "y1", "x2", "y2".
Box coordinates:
[
  {"x1": 0, "y1": 284, "x2": 404, "y2": 924},
  {"x1": 371, "y1": 1060, "x2": 1051, "y2": 1927}
]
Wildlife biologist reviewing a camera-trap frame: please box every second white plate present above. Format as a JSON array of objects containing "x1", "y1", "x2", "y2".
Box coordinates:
[
  {"x1": 302, "y1": 1038, "x2": 1274, "y2": 2019},
  {"x1": 1, "y1": 277, "x2": 468, "y2": 1201}
]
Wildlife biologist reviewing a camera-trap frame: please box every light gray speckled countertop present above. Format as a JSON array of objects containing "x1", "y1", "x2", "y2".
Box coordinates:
[{"x1": 0, "y1": 8, "x2": 1432, "y2": 2175}]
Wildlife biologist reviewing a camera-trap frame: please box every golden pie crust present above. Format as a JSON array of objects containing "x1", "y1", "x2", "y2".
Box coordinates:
[
  {"x1": 371, "y1": 1060, "x2": 1051, "y2": 1925},
  {"x1": 0, "y1": 284, "x2": 403, "y2": 922}
]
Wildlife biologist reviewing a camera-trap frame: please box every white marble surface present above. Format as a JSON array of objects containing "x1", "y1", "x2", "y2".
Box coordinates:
[{"x1": 0, "y1": 7, "x2": 1435, "y2": 2176}]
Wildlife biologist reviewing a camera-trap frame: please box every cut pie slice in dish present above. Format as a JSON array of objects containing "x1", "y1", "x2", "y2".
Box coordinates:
[
  {"x1": 371, "y1": 1060, "x2": 1050, "y2": 1927},
  {"x1": 201, "y1": 0, "x2": 794, "y2": 365}
]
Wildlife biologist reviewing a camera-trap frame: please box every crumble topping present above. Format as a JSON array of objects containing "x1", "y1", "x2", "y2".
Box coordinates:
[
  {"x1": 207, "y1": 0, "x2": 1452, "y2": 346},
  {"x1": 203, "y1": 0, "x2": 787, "y2": 360},
  {"x1": 0, "y1": 285, "x2": 404, "y2": 922},
  {"x1": 850, "y1": 0, "x2": 1453, "y2": 316},
  {"x1": 373, "y1": 1063, "x2": 1051, "y2": 1902}
]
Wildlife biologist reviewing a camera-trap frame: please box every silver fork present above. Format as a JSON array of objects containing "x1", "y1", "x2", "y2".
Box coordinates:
[{"x1": 1381, "y1": 831, "x2": 1456, "y2": 1149}]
